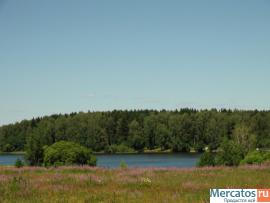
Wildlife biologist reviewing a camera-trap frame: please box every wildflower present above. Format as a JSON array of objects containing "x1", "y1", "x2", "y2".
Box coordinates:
[{"x1": 141, "y1": 177, "x2": 151, "y2": 184}]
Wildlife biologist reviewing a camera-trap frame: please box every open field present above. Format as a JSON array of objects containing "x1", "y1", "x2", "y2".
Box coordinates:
[{"x1": 0, "y1": 165, "x2": 270, "y2": 203}]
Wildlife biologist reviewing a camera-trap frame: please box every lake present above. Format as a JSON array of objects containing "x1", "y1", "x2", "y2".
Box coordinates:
[
  {"x1": 0, "y1": 153, "x2": 201, "y2": 168},
  {"x1": 0, "y1": 154, "x2": 25, "y2": 166}
]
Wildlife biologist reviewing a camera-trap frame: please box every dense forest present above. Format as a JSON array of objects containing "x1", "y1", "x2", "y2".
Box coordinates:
[{"x1": 0, "y1": 109, "x2": 270, "y2": 158}]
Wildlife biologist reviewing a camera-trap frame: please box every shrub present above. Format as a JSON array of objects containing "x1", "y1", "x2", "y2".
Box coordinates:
[
  {"x1": 43, "y1": 141, "x2": 96, "y2": 166},
  {"x1": 105, "y1": 144, "x2": 135, "y2": 153},
  {"x1": 14, "y1": 159, "x2": 24, "y2": 168},
  {"x1": 120, "y1": 160, "x2": 128, "y2": 169},
  {"x1": 262, "y1": 151, "x2": 270, "y2": 160},
  {"x1": 241, "y1": 150, "x2": 270, "y2": 165},
  {"x1": 240, "y1": 150, "x2": 264, "y2": 165},
  {"x1": 215, "y1": 139, "x2": 244, "y2": 166},
  {"x1": 197, "y1": 152, "x2": 216, "y2": 167}
]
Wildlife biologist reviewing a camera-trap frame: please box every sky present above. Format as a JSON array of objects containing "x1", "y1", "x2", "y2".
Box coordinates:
[{"x1": 0, "y1": 0, "x2": 270, "y2": 125}]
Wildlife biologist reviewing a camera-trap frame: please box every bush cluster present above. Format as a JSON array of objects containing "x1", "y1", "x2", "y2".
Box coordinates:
[
  {"x1": 240, "y1": 150, "x2": 270, "y2": 165},
  {"x1": 198, "y1": 139, "x2": 244, "y2": 167},
  {"x1": 43, "y1": 141, "x2": 96, "y2": 166},
  {"x1": 105, "y1": 144, "x2": 135, "y2": 153},
  {"x1": 198, "y1": 142, "x2": 270, "y2": 167}
]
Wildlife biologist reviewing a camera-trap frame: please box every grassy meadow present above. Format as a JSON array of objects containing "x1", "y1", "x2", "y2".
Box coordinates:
[{"x1": 0, "y1": 165, "x2": 269, "y2": 203}]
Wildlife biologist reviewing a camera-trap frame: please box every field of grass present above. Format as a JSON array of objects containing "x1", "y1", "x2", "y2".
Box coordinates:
[{"x1": 0, "y1": 165, "x2": 269, "y2": 203}]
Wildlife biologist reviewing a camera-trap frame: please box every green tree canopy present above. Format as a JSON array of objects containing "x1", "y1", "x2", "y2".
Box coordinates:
[
  {"x1": 128, "y1": 120, "x2": 145, "y2": 151},
  {"x1": 215, "y1": 139, "x2": 244, "y2": 166},
  {"x1": 43, "y1": 141, "x2": 96, "y2": 166},
  {"x1": 1, "y1": 109, "x2": 270, "y2": 157}
]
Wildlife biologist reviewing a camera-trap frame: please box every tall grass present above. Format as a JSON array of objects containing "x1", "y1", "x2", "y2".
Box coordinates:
[{"x1": 0, "y1": 165, "x2": 269, "y2": 202}]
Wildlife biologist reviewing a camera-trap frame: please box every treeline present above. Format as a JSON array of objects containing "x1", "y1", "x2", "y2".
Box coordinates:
[{"x1": 1, "y1": 109, "x2": 270, "y2": 155}]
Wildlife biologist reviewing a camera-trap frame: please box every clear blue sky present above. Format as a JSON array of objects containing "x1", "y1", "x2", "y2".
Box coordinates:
[{"x1": 0, "y1": 0, "x2": 270, "y2": 125}]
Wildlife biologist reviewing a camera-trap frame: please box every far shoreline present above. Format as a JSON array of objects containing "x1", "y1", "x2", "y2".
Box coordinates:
[{"x1": 0, "y1": 150, "x2": 202, "y2": 156}]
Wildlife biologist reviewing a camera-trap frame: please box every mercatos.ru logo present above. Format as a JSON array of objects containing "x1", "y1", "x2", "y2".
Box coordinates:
[{"x1": 210, "y1": 189, "x2": 270, "y2": 203}]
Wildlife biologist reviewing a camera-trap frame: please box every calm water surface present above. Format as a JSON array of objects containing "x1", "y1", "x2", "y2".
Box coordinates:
[
  {"x1": 97, "y1": 153, "x2": 201, "y2": 168},
  {"x1": 0, "y1": 154, "x2": 25, "y2": 166},
  {"x1": 0, "y1": 153, "x2": 201, "y2": 168}
]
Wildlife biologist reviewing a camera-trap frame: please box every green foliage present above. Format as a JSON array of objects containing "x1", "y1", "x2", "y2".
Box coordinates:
[
  {"x1": 105, "y1": 144, "x2": 135, "y2": 153},
  {"x1": 25, "y1": 129, "x2": 46, "y2": 166},
  {"x1": 119, "y1": 160, "x2": 128, "y2": 169},
  {"x1": 205, "y1": 117, "x2": 224, "y2": 150},
  {"x1": 241, "y1": 150, "x2": 270, "y2": 165},
  {"x1": 232, "y1": 123, "x2": 256, "y2": 155},
  {"x1": 197, "y1": 152, "x2": 216, "y2": 167},
  {"x1": 240, "y1": 151, "x2": 264, "y2": 165},
  {"x1": 169, "y1": 114, "x2": 193, "y2": 152},
  {"x1": 14, "y1": 159, "x2": 24, "y2": 168},
  {"x1": 156, "y1": 123, "x2": 172, "y2": 150},
  {"x1": 1, "y1": 109, "x2": 270, "y2": 158},
  {"x1": 128, "y1": 120, "x2": 145, "y2": 151},
  {"x1": 263, "y1": 151, "x2": 270, "y2": 160},
  {"x1": 215, "y1": 139, "x2": 244, "y2": 166},
  {"x1": 116, "y1": 118, "x2": 129, "y2": 144},
  {"x1": 2, "y1": 144, "x2": 14, "y2": 152},
  {"x1": 0, "y1": 120, "x2": 29, "y2": 152},
  {"x1": 144, "y1": 115, "x2": 158, "y2": 150},
  {"x1": 43, "y1": 141, "x2": 96, "y2": 166}
]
